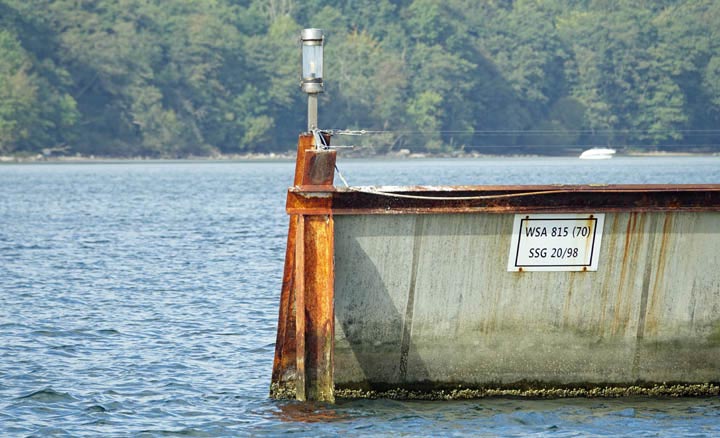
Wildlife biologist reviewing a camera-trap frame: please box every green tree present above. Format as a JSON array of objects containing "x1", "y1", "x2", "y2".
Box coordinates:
[
  {"x1": 1, "y1": 0, "x2": 719, "y2": 156},
  {"x1": 0, "y1": 22, "x2": 78, "y2": 154}
]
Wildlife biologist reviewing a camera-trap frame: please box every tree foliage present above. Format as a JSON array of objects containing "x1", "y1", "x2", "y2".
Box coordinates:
[{"x1": 0, "y1": 0, "x2": 718, "y2": 156}]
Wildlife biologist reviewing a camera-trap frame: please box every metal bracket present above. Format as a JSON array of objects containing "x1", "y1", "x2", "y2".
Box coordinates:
[{"x1": 312, "y1": 129, "x2": 355, "y2": 150}]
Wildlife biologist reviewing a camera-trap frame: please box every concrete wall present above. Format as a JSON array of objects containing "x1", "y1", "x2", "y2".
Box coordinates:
[{"x1": 333, "y1": 212, "x2": 720, "y2": 389}]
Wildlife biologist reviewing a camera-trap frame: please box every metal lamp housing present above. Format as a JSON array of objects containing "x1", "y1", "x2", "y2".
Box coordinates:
[{"x1": 301, "y1": 28, "x2": 324, "y2": 94}]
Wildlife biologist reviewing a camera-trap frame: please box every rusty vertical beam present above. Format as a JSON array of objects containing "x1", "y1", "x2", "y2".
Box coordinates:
[
  {"x1": 294, "y1": 214, "x2": 307, "y2": 400},
  {"x1": 298, "y1": 213, "x2": 335, "y2": 402},
  {"x1": 271, "y1": 134, "x2": 315, "y2": 398},
  {"x1": 272, "y1": 132, "x2": 337, "y2": 402},
  {"x1": 295, "y1": 147, "x2": 337, "y2": 402}
]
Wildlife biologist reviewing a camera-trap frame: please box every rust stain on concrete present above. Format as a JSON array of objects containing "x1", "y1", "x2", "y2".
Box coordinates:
[{"x1": 644, "y1": 213, "x2": 674, "y2": 338}]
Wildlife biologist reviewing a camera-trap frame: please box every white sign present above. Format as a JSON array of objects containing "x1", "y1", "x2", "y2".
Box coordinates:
[{"x1": 507, "y1": 214, "x2": 605, "y2": 272}]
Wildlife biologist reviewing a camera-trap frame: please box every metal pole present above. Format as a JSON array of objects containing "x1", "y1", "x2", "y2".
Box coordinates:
[{"x1": 308, "y1": 94, "x2": 318, "y2": 132}]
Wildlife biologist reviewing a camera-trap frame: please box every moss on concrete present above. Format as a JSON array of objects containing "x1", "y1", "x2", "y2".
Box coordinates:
[
  {"x1": 273, "y1": 379, "x2": 720, "y2": 401},
  {"x1": 708, "y1": 324, "x2": 720, "y2": 345},
  {"x1": 335, "y1": 383, "x2": 720, "y2": 400},
  {"x1": 270, "y1": 381, "x2": 297, "y2": 400}
]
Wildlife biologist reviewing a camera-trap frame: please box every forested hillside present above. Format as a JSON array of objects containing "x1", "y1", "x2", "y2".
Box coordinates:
[{"x1": 1, "y1": 0, "x2": 719, "y2": 157}]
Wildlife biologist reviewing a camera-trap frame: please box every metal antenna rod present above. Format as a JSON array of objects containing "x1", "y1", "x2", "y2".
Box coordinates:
[{"x1": 308, "y1": 94, "x2": 318, "y2": 132}]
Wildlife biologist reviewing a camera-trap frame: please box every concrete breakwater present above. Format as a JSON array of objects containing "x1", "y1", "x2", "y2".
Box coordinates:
[
  {"x1": 271, "y1": 134, "x2": 720, "y2": 402},
  {"x1": 333, "y1": 212, "x2": 720, "y2": 392}
]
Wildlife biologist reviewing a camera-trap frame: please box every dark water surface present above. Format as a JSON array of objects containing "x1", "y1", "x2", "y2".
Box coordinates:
[{"x1": 1, "y1": 157, "x2": 719, "y2": 437}]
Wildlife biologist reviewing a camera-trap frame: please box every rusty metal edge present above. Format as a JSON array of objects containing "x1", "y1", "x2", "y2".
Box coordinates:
[
  {"x1": 302, "y1": 215, "x2": 335, "y2": 403},
  {"x1": 273, "y1": 134, "x2": 338, "y2": 402},
  {"x1": 271, "y1": 134, "x2": 315, "y2": 399},
  {"x1": 292, "y1": 184, "x2": 720, "y2": 192},
  {"x1": 286, "y1": 184, "x2": 720, "y2": 215},
  {"x1": 294, "y1": 214, "x2": 307, "y2": 401}
]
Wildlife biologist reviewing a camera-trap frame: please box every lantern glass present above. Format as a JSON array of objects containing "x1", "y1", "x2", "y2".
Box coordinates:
[{"x1": 302, "y1": 44, "x2": 323, "y2": 81}]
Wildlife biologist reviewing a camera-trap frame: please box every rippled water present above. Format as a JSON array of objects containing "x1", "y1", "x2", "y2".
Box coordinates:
[{"x1": 1, "y1": 157, "x2": 719, "y2": 437}]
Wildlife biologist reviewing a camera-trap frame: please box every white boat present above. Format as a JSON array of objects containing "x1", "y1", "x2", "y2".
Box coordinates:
[{"x1": 579, "y1": 147, "x2": 616, "y2": 159}]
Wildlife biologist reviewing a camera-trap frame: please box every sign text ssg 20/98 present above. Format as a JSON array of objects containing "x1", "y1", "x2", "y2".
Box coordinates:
[{"x1": 507, "y1": 214, "x2": 605, "y2": 272}]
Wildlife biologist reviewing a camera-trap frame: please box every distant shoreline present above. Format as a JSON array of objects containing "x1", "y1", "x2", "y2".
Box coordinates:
[{"x1": 1, "y1": 150, "x2": 717, "y2": 163}]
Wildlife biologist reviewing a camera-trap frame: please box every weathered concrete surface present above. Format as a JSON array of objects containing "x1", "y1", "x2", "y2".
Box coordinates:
[{"x1": 334, "y1": 212, "x2": 720, "y2": 390}]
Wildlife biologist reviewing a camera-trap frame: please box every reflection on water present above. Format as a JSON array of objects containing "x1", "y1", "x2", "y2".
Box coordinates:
[
  {"x1": 0, "y1": 158, "x2": 719, "y2": 436},
  {"x1": 274, "y1": 401, "x2": 349, "y2": 424}
]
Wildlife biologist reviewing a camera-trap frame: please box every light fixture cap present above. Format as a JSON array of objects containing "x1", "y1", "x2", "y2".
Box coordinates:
[{"x1": 301, "y1": 28, "x2": 324, "y2": 43}]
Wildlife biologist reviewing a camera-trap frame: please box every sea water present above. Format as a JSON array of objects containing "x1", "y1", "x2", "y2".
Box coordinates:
[{"x1": 1, "y1": 156, "x2": 719, "y2": 437}]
